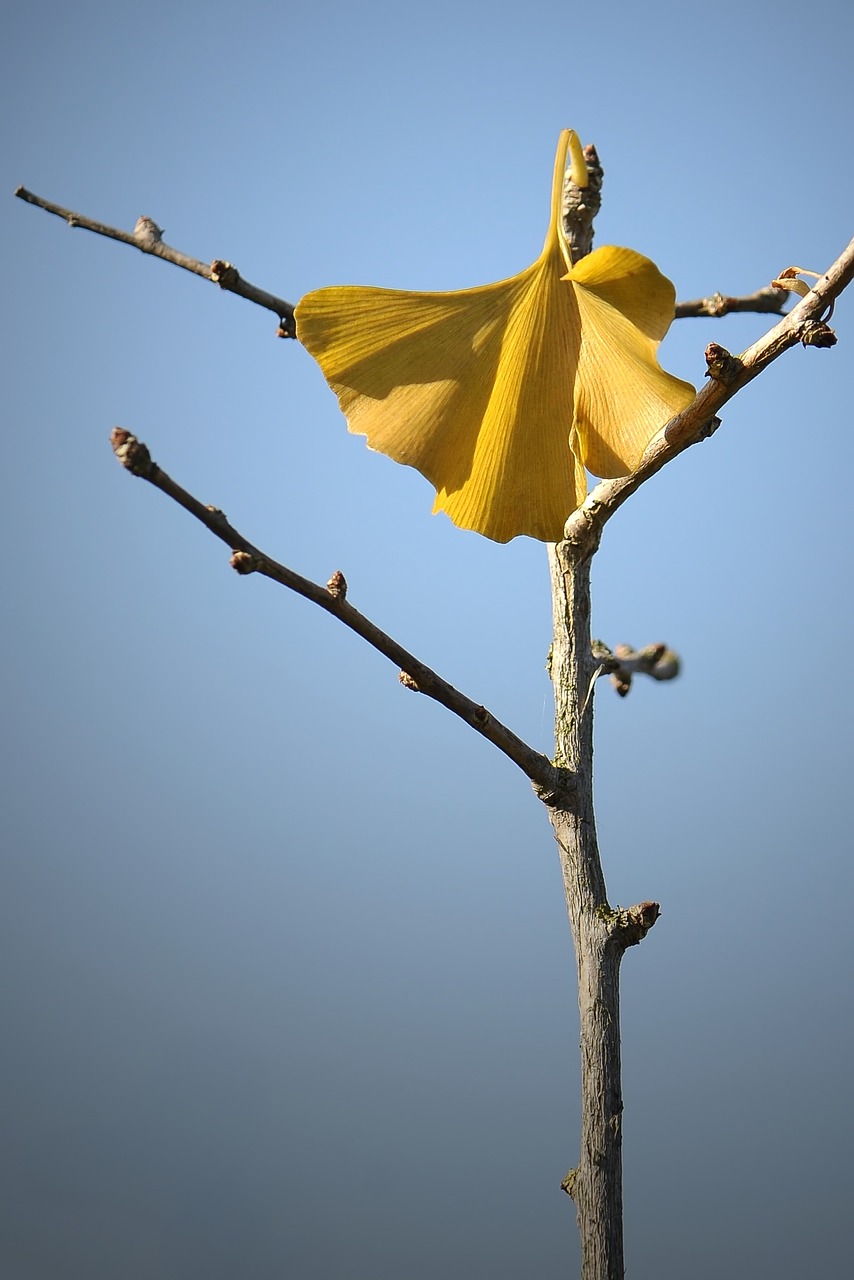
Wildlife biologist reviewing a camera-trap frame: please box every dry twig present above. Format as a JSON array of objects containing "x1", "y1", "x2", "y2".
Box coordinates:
[
  {"x1": 15, "y1": 184, "x2": 796, "y2": 333},
  {"x1": 109, "y1": 428, "x2": 562, "y2": 799},
  {"x1": 14, "y1": 186, "x2": 296, "y2": 334},
  {"x1": 674, "y1": 285, "x2": 788, "y2": 319}
]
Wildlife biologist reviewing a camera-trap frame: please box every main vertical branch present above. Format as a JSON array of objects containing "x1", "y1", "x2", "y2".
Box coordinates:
[
  {"x1": 548, "y1": 540, "x2": 627, "y2": 1280},
  {"x1": 548, "y1": 140, "x2": 629, "y2": 1278}
]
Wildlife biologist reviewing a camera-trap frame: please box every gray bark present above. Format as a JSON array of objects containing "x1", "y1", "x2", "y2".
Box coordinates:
[{"x1": 548, "y1": 540, "x2": 650, "y2": 1280}]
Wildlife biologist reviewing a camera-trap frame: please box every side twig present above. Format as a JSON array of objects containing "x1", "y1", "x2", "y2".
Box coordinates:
[
  {"x1": 16, "y1": 184, "x2": 795, "y2": 333},
  {"x1": 591, "y1": 640, "x2": 680, "y2": 698},
  {"x1": 563, "y1": 235, "x2": 854, "y2": 558},
  {"x1": 14, "y1": 187, "x2": 296, "y2": 335},
  {"x1": 109, "y1": 428, "x2": 565, "y2": 801},
  {"x1": 675, "y1": 284, "x2": 788, "y2": 319}
]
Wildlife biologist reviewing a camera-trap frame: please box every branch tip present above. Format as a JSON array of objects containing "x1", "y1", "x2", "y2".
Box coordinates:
[
  {"x1": 110, "y1": 427, "x2": 157, "y2": 479},
  {"x1": 591, "y1": 639, "x2": 680, "y2": 696}
]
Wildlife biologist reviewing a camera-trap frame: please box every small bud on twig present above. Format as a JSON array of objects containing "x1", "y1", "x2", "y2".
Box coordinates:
[
  {"x1": 704, "y1": 342, "x2": 742, "y2": 384},
  {"x1": 231, "y1": 550, "x2": 260, "y2": 575},
  {"x1": 110, "y1": 427, "x2": 156, "y2": 478},
  {"x1": 133, "y1": 216, "x2": 163, "y2": 245},
  {"x1": 797, "y1": 319, "x2": 837, "y2": 348},
  {"x1": 326, "y1": 570, "x2": 348, "y2": 600},
  {"x1": 211, "y1": 259, "x2": 240, "y2": 289}
]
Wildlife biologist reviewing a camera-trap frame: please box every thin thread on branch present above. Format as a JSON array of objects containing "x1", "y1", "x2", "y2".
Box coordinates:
[
  {"x1": 109, "y1": 427, "x2": 566, "y2": 801},
  {"x1": 14, "y1": 186, "x2": 296, "y2": 335}
]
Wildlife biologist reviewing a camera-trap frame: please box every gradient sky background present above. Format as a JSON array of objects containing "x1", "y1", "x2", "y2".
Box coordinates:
[{"x1": 3, "y1": 2, "x2": 852, "y2": 1277}]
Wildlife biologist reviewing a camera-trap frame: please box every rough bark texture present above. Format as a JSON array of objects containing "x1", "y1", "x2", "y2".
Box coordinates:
[{"x1": 548, "y1": 540, "x2": 627, "y2": 1279}]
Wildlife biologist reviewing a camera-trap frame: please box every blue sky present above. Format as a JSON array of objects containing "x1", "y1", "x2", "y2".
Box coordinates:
[{"x1": 3, "y1": 1, "x2": 853, "y2": 1276}]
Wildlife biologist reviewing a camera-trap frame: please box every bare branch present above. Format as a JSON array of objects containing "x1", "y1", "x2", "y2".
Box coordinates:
[
  {"x1": 675, "y1": 284, "x2": 789, "y2": 319},
  {"x1": 109, "y1": 428, "x2": 565, "y2": 800},
  {"x1": 14, "y1": 186, "x2": 296, "y2": 335},
  {"x1": 14, "y1": 182, "x2": 798, "y2": 337},
  {"x1": 562, "y1": 235, "x2": 854, "y2": 558}
]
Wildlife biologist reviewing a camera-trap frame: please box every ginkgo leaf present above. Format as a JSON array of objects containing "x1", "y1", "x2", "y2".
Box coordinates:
[{"x1": 296, "y1": 130, "x2": 694, "y2": 543}]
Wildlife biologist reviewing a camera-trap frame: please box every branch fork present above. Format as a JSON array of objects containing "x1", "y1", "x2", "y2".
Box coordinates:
[{"x1": 21, "y1": 167, "x2": 854, "y2": 1280}]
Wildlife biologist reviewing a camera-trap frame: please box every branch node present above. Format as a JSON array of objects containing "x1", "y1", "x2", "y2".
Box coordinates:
[
  {"x1": 561, "y1": 1168, "x2": 578, "y2": 1199},
  {"x1": 230, "y1": 550, "x2": 261, "y2": 575},
  {"x1": 559, "y1": 503, "x2": 604, "y2": 563},
  {"x1": 600, "y1": 900, "x2": 661, "y2": 948},
  {"x1": 326, "y1": 569, "x2": 348, "y2": 601},
  {"x1": 133, "y1": 216, "x2": 163, "y2": 246},
  {"x1": 704, "y1": 342, "x2": 742, "y2": 384},
  {"x1": 562, "y1": 142, "x2": 603, "y2": 263},
  {"x1": 210, "y1": 259, "x2": 241, "y2": 289},
  {"x1": 399, "y1": 671, "x2": 420, "y2": 692},
  {"x1": 675, "y1": 284, "x2": 788, "y2": 319},
  {"x1": 797, "y1": 319, "x2": 837, "y2": 348},
  {"x1": 532, "y1": 767, "x2": 576, "y2": 809},
  {"x1": 110, "y1": 427, "x2": 158, "y2": 479},
  {"x1": 204, "y1": 505, "x2": 230, "y2": 526}
]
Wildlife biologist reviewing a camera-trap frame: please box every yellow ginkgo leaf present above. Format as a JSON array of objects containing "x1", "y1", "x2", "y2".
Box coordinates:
[{"x1": 296, "y1": 130, "x2": 694, "y2": 543}]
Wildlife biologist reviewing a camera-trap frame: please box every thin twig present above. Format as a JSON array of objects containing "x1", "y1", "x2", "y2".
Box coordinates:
[
  {"x1": 109, "y1": 428, "x2": 565, "y2": 801},
  {"x1": 16, "y1": 184, "x2": 792, "y2": 335},
  {"x1": 674, "y1": 285, "x2": 789, "y2": 319},
  {"x1": 562, "y1": 236, "x2": 854, "y2": 557},
  {"x1": 14, "y1": 186, "x2": 296, "y2": 335}
]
